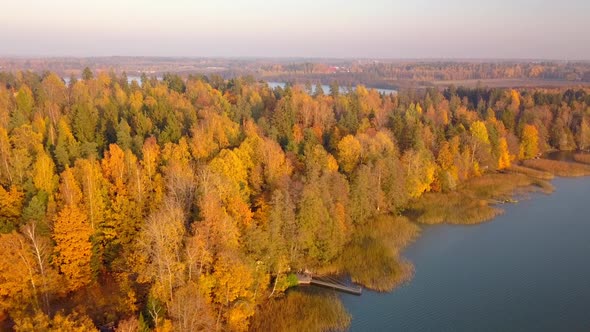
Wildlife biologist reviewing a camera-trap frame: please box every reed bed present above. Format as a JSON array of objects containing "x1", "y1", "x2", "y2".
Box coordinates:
[
  {"x1": 337, "y1": 215, "x2": 420, "y2": 292},
  {"x1": 508, "y1": 164, "x2": 554, "y2": 180},
  {"x1": 522, "y1": 158, "x2": 590, "y2": 177},
  {"x1": 250, "y1": 292, "x2": 350, "y2": 332},
  {"x1": 573, "y1": 153, "x2": 590, "y2": 165},
  {"x1": 407, "y1": 172, "x2": 552, "y2": 225}
]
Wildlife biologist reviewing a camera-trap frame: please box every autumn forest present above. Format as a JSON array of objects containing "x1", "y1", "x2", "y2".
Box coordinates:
[{"x1": 1, "y1": 69, "x2": 590, "y2": 331}]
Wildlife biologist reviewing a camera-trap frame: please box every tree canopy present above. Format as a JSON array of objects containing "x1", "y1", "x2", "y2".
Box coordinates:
[{"x1": 0, "y1": 70, "x2": 589, "y2": 330}]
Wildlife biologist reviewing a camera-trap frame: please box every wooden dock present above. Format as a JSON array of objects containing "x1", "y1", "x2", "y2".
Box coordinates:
[
  {"x1": 296, "y1": 273, "x2": 362, "y2": 296},
  {"x1": 296, "y1": 273, "x2": 312, "y2": 285}
]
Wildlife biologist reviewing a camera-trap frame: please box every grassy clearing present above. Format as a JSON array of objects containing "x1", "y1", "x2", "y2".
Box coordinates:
[
  {"x1": 573, "y1": 153, "x2": 590, "y2": 165},
  {"x1": 336, "y1": 215, "x2": 420, "y2": 292},
  {"x1": 522, "y1": 158, "x2": 590, "y2": 177},
  {"x1": 250, "y1": 291, "x2": 350, "y2": 332},
  {"x1": 407, "y1": 172, "x2": 552, "y2": 225}
]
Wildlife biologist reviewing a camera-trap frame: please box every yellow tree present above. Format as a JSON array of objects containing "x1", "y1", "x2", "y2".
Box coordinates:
[
  {"x1": 135, "y1": 202, "x2": 186, "y2": 308},
  {"x1": 0, "y1": 186, "x2": 24, "y2": 233},
  {"x1": 10, "y1": 126, "x2": 43, "y2": 187},
  {"x1": 209, "y1": 149, "x2": 251, "y2": 200},
  {"x1": 0, "y1": 127, "x2": 12, "y2": 185},
  {"x1": 72, "y1": 159, "x2": 108, "y2": 274},
  {"x1": 141, "y1": 137, "x2": 161, "y2": 181},
  {"x1": 0, "y1": 232, "x2": 39, "y2": 315},
  {"x1": 52, "y1": 170, "x2": 92, "y2": 292},
  {"x1": 194, "y1": 169, "x2": 241, "y2": 256},
  {"x1": 260, "y1": 138, "x2": 292, "y2": 189},
  {"x1": 74, "y1": 159, "x2": 106, "y2": 231},
  {"x1": 101, "y1": 144, "x2": 126, "y2": 185},
  {"x1": 12, "y1": 85, "x2": 34, "y2": 128},
  {"x1": 211, "y1": 254, "x2": 256, "y2": 332},
  {"x1": 54, "y1": 119, "x2": 80, "y2": 168},
  {"x1": 336, "y1": 135, "x2": 362, "y2": 174},
  {"x1": 519, "y1": 124, "x2": 539, "y2": 159},
  {"x1": 497, "y1": 137, "x2": 512, "y2": 169},
  {"x1": 13, "y1": 310, "x2": 97, "y2": 332},
  {"x1": 141, "y1": 137, "x2": 165, "y2": 215},
  {"x1": 0, "y1": 87, "x2": 9, "y2": 126},
  {"x1": 57, "y1": 168, "x2": 83, "y2": 207},
  {"x1": 101, "y1": 144, "x2": 142, "y2": 263},
  {"x1": 52, "y1": 204, "x2": 92, "y2": 292},
  {"x1": 577, "y1": 117, "x2": 590, "y2": 150},
  {"x1": 161, "y1": 139, "x2": 196, "y2": 213},
  {"x1": 21, "y1": 222, "x2": 57, "y2": 315},
  {"x1": 168, "y1": 282, "x2": 214, "y2": 331},
  {"x1": 208, "y1": 148, "x2": 253, "y2": 226},
  {"x1": 40, "y1": 73, "x2": 67, "y2": 146},
  {"x1": 436, "y1": 140, "x2": 459, "y2": 192},
  {"x1": 402, "y1": 149, "x2": 436, "y2": 199},
  {"x1": 470, "y1": 121, "x2": 490, "y2": 145},
  {"x1": 189, "y1": 110, "x2": 240, "y2": 160},
  {"x1": 33, "y1": 150, "x2": 58, "y2": 195},
  {"x1": 509, "y1": 89, "x2": 521, "y2": 112},
  {"x1": 469, "y1": 120, "x2": 491, "y2": 175}
]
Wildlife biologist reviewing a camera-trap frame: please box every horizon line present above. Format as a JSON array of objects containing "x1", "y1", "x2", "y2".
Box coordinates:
[{"x1": 1, "y1": 55, "x2": 590, "y2": 63}]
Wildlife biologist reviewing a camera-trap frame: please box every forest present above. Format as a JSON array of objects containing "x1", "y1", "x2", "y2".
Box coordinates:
[
  {"x1": 0, "y1": 69, "x2": 590, "y2": 331},
  {"x1": 3, "y1": 58, "x2": 590, "y2": 91}
]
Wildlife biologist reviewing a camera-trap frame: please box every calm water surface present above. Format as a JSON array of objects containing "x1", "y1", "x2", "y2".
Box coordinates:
[
  {"x1": 342, "y1": 177, "x2": 590, "y2": 331},
  {"x1": 267, "y1": 82, "x2": 397, "y2": 95}
]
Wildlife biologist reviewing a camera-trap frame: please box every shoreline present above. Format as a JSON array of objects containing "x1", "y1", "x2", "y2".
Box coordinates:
[
  {"x1": 273, "y1": 158, "x2": 590, "y2": 331},
  {"x1": 351, "y1": 157, "x2": 590, "y2": 292}
]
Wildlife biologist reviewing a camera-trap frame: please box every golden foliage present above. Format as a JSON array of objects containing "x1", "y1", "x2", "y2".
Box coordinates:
[
  {"x1": 497, "y1": 137, "x2": 512, "y2": 170},
  {"x1": 0, "y1": 186, "x2": 24, "y2": 231},
  {"x1": 0, "y1": 232, "x2": 37, "y2": 313},
  {"x1": 52, "y1": 204, "x2": 93, "y2": 292},
  {"x1": 189, "y1": 110, "x2": 239, "y2": 160},
  {"x1": 519, "y1": 124, "x2": 539, "y2": 159},
  {"x1": 402, "y1": 149, "x2": 436, "y2": 199},
  {"x1": 14, "y1": 310, "x2": 97, "y2": 332},
  {"x1": 33, "y1": 151, "x2": 57, "y2": 194},
  {"x1": 136, "y1": 202, "x2": 186, "y2": 304},
  {"x1": 337, "y1": 135, "x2": 361, "y2": 174}
]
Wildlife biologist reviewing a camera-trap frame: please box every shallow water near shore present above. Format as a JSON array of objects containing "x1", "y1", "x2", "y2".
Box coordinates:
[{"x1": 341, "y1": 177, "x2": 590, "y2": 331}]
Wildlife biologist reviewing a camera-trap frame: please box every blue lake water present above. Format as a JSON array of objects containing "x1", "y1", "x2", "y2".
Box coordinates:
[
  {"x1": 266, "y1": 82, "x2": 397, "y2": 95},
  {"x1": 63, "y1": 75, "x2": 146, "y2": 86},
  {"x1": 342, "y1": 177, "x2": 590, "y2": 331}
]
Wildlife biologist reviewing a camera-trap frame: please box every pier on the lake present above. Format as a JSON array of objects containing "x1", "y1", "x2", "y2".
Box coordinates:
[{"x1": 296, "y1": 273, "x2": 362, "y2": 296}]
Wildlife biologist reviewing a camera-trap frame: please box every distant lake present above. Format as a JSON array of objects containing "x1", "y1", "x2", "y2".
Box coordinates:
[
  {"x1": 266, "y1": 82, "x2": 397, "y2": 95},
  {"x1": 60, "y1": 77, "x2": 396, "y2": 96},
  {"x1": 62, "y1": 75, "x2": 153, "y2": 86},
  {"x1": 342, "y1": 177, "x2": 590, "y2": 331}
]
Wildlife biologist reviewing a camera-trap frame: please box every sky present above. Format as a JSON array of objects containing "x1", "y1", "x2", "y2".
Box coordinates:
[{"x1": 1, "y1": 0, "x2": 589, "y2": 59}]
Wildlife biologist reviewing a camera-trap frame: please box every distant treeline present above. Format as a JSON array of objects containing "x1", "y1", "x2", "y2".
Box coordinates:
[
  {"x1": 261, "y1": 61, "x2": 590, "y2": 82},
  {"x1": 2, "y1": 58, "x2": 590, "y2": 87}
]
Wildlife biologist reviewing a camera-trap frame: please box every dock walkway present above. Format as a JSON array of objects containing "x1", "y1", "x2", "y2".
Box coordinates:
[{"x1": 296, "y1": 273, "x2": 362, "y2": 295}]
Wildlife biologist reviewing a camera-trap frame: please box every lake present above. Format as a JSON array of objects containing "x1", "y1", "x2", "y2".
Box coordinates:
[
  {"x1": 63, "y1": 75, "x2": 147, "y2": 86},
  {"x1": 341, "y1": 177, "x2": 590, "y2": 331},
  {"x1": 266, "y1": 82, "x2": 397, "y2": 95}
]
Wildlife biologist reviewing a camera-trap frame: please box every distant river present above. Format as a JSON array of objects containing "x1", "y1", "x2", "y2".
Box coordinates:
[
  {"x1": 341, "y1": 177, "x2": 590, "y2": 331},
  {"x1": 266, "y1": 82, "x2": 397, "y2": 95}
]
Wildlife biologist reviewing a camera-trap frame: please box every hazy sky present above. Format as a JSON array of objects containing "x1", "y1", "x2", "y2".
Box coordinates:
[{"x1": 1, "y1": 0, "x2": 589, "y2": 59}]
